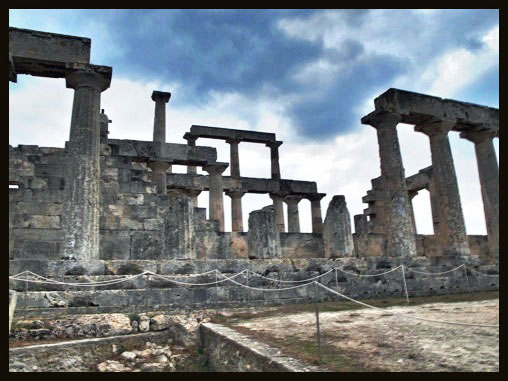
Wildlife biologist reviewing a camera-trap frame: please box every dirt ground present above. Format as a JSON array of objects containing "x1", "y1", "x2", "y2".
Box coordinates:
[{"x1": 231, "y1": 299, "x2": 499, "y2": 372}]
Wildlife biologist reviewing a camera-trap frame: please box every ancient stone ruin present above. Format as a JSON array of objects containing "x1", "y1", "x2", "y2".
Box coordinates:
[{"x1": 9, "y1": 27, "x2": 498, "y2": 316}]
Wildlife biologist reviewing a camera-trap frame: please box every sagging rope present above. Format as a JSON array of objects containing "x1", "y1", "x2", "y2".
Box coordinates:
[{"x1": 315, "y1": 282, "x2": 499, "y2": 329}]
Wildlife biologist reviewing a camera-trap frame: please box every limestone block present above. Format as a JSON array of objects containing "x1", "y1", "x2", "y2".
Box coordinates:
[
  {"x1": 144, "y1": 218, "x2": 164, "y2": 231},
  {"x1": 12, "y1": 214, "x2": 61, "y2": 229},
  {"x1": 131, "y1": 231, "x2": 164, "y2": 260},
  {"x1": 100, "y1": 230, "x2": 131, "y2": 260},
  {"x1": 323, "y1": 196, "x2": 354, "y2": 258},
  {"x1": 119, "y1": 218, "x2": 144, "y2": 230},
  {"x1": 14, "y1": 202, "x2": 63, "y2": 216},
  {"x1": 247, "y1": 206, "x2": 281, "y2": 259},
  {"x1": 164, "y1": 194, "x2": 195, "y2": 259}
]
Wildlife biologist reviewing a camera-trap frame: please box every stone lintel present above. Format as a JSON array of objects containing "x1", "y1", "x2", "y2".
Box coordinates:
[
  {"x1": 106, "y1": 139, "x2": 217, "y2": 166},
  {"x1": 151, "y1": 90, "x2": 171, "y2": 103},
  {"x1": 10, "y1": 27, "x2": 90, "y2": 78},
  {"x1": 414, "y1": 120, "x2": 455, "y2": 137},
  {"x1": 189, "y1": 125, "x2": 277, "y2": 144},
  {"x1": 372, "y1": 88, "x2": 499, "y2": 130}
]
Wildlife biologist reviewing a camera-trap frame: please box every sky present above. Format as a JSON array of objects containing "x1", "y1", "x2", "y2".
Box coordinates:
[{"x1": 9, "y1": 9, "x2": 499, "y2": 235}]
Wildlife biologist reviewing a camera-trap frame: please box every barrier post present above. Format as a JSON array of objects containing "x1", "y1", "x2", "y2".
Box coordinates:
[
  {"x1": 463, "y1": 265, "x2": 471, "y2": 293},
  {"x1": 401, "y1": 265, "x2": 410, "y2": 304},
  {"x1": 246, "y1": 268, "x2": 251, "y2": 313},
  {"x1": 335, "y1": 268, "x2": 339, "y2": 295},
  {"x1": 314, "y1": 281, "x2": 322, "y2": 363},
  {"x1": 215, "y1": 270, "x2": 219, "y2": 317}
]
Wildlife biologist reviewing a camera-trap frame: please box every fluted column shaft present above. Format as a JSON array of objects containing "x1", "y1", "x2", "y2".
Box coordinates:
[
  {"x1": 284, "y1": 195, "x2": 302, "y2": 233},
  {"x1": 62, "y1": 64, "x2": 111, "y2": 260},
  {"x1": 228, "y1": 139, "x2": 241, "y2": 177},
  {"x1": 270, "y1": 193, "x2": 286, "y2": 232},
  {"x1": 415, "y1": 121, "x2": 470, "y2": 257},
  {"x1": 308, "y1": 194, "x2": 324, "y2": 233},
  {"x1": 227, "y1": 190, "x2": 245, "y2": 232},
  {"x1": 204, "y1": 164, "x2": 228, "y2": 232},
  {"x1": 461, "y1": 128, "x2": 499, "y2": 260},
  {"x1": 367, "y1": 112, "x2": 417, "y2": 257}
]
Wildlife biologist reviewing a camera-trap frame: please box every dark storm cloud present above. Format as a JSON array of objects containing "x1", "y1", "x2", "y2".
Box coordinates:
[{"x1": 68, "y1": 9, "x2": 497, "y2": 140}]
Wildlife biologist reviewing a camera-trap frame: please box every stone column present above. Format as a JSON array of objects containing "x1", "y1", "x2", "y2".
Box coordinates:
[
  {"x1": 427, "y1": 179, "x2": 440, "y2": 235},
  {"x1": 226, "y1": 190, "x2": 245, "y2": 232},
  {"x1": 308, "y1": 194, "x2": 325, "y2": 233},
  {"x1": 149, "y1": 161, "x2": 171, "y2": 195},
  {"x1": 415, "y1": 121, "x2": 470, "y2": 258},
  {"x1": 363, "y1": 112, "x2": 417, "y2": 257},
  {"x1": 270, "y1": 193, "x2": 286, "y2": 232},
  {"x1": 408, "y1": 190, "x2": 418, "y2": 235},
  {"x1": 227, "y1": 139, "x2": 241, "y2": 177},
  {"x1": 284, "y1": 195, "x2": 302, "y2": 233},
  {"x1": 184, "y1": 134, "x2": 198, "y2": 175},
  {"x1": 460, "y1": 128, "x2": 499, "y2": 260},
  {"x1": 152, "y1": 90, "x2": 171, "y2": 143},
  {"x1": 150, "y1": 90, "x2": 172, "y2": 184},
  {"x1": 266, "y1": 141, "x2": 282, "y2": 181},
  {"x1": 9, "y1": 53, "x2": 17, "y2": 83},
  {"x1": 183, "y1": 188, "x2": 202, "y2": 208},
  {"x1": 62, "y1": 63, "x2": 112, "y2": 260},
  {"x1": 204, "y1": 163, "x2": 228, "y2": 232}
]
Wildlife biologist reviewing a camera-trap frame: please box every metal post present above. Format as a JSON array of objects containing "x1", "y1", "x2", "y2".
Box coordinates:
[
  {"x1": 215, "y1": 270, "x2": 219, "y2": 316},
  {"x1": 401, "y1": 265, "x2": 410, "y2": 304},
  {"x1": 463, "y1": 265, "x2": 471, "y2": 293},
  {"x1": 335, "y1": 268, "x2": 339, "y2": 295},
  {"x1": 314, "y1": 281, "x2": 322, "y2": 363},
  {"x1": 246, "y1": 268, "x2": 250, "y2": 312}
]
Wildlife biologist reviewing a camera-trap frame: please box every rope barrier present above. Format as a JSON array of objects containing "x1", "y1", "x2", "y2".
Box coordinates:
[
  {"x1": 406, "y1": 264, "x2": 465, "y2": 276},
  {"x1": 248, "y1": 268, "x2": 335, "y2": 283},
  {"x1": 467, "y1": 267, "x2": 500, "y2": 277},
  {"x1": 216, "y1": 270, "x2": 311, "y2": 292},
  {"x1": 335, "y1": 265, "x2": 402, "y2": 278},
  {"x1": 315, "y1": 282, "x2": 499, "y2": 328}
]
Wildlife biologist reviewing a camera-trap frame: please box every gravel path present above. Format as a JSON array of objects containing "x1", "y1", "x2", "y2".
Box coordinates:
[{"x1": 234, "y1": 299, "x2": 499, "y2": 372}]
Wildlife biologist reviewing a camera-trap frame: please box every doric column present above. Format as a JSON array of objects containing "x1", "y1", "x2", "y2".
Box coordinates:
[
  {"x1": 204, "y1": 163, "x2": 228, "y2": 232},
  {"x1": 307, "y1": 194, "x2": 325, "y2": 233},
  {"x1": 407, "y1": 190, "x2": 418, "y2": 235},
  {"x1": 270, "y1": 193, "x2": 286, "y2": 232},
  {"x1": 184, "y1": 133, "x2": 198, "y2": 175},
  {"x1": 266, "y1": 141, "x2": 282, "y2": 181},
  {"x1": 226, "y1": 189, "x2": 246, "y2": 232},
  {"x1": 460, "y1": 128, "x2": 499, "y2": 260},
  {"x1": 227, "y1": 138, "x2": 241, "y2": 177},
  {"x1": 284, "y1": 195, "x2": 302, "y2": 233},
  {"x1": 9, "y1": 53, "x2": 17, "y2": 83},
  {"x1": 149, "y1": 161, "x2": 171, "y2": 195},
  {"x1": 415, "y1": 121, "x2": 470, "y2": 258},
  {"x1": 151, "y1": 90, "x2": 171, "y2": 143},
  {"x1": 363, "y1": 111, "x2": 417, "y2": 257},
  {"x1": 184, "y1": 188, "x2": 202, "y2": 208},
  {"x1": 62, "y1": 63, "x2": 112, "y2": 260}
]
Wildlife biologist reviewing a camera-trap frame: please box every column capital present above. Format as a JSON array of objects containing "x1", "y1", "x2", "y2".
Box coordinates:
[
  {"x1": 361, "y1": 111, "x2": 402, "y2": 129},
  {"x1": 284, "y1": 195, "x2": 303, "y2": 205},
  {"x1": 414, "y1": 120, "x2": 455, "y2": 137},
  {"x1": 225, "y1": 189, "x2": 246, "y2": 199},
  {"x1": 306, "y1": 193, "x2": 326, "y2": 202},
  {"x1": 225, "y1": 138, "x2": 241, "y2": 145},
  {"x1": 203, "y1": 162, "x2": 228, "y2": 175},
  {"x1": 408, "y1": 190, "x2": 419, "y2": 200},
  {"x1": 151, "y1": 90, "x2": 171, "y2": 103},
  {"x1": 460, "y1": 127, "x2": 498, "y2": 144},
  {"x1": 65, "y1": 63, "x2": 112, "y2": 92},
  {"x1": 183, "y1": 133, "x2": 198, "y2": 145},
  {"x1": 148, "y1": 161, "x2": 171, "y2": 171},
  {"x1": 266, "y1": 141, "x2": 283, "y2": 149}
]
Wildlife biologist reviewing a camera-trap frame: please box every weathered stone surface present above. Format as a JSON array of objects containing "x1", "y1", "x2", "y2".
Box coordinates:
[
  {"x1": 248, "y1": 206, "x2": 281, "y2": 259},
  {"x1": 323, "y1": 195, "x2": 354, "y2": 258}
]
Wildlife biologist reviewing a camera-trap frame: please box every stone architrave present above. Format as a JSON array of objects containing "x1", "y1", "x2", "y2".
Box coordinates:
[
  {"x1": 362, "y1": 111, "x2": 417, "y2": 257},
  {"x1": 203, "y1": 163, "x2": 228, "y2": 232},
  {"x1": 226, "y1": 189, "x2": 245, "y2": 232},
  {"x1": 284, "y1": 195, "x2": 302, "y2": 233},
  {"x1": 415, "y1": 121, "x2": 470, "y2": 258},
  {"x1": 248, "y1": 205, "x2": 281, "y2": 259},
  {"x1": 269, "y1": 193, "x2": 286, "y2": 232},
  {"x1": 323, "y1": 195, "x2": 354, "y2": 258},
  {"x1": 461, "y1": 128, "x2": 499, "y2": 261},
  {"x1": 62, "y1": 63, "x2": 112, "y2": 261}
]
